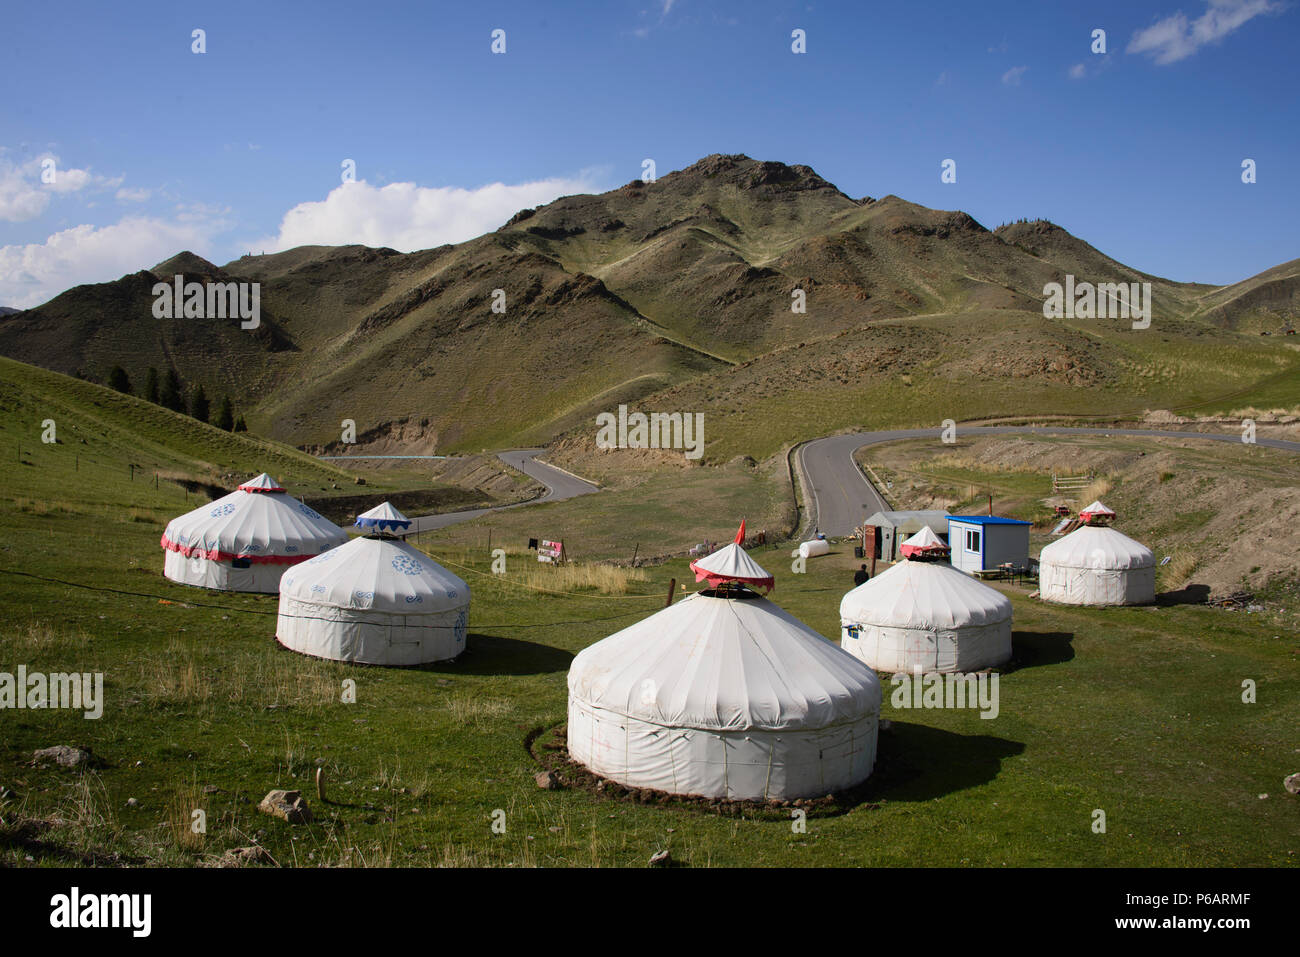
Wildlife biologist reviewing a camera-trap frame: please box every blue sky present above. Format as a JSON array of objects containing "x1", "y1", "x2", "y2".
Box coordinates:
[{"x1": 1, "y1": 0, "x2": 1296, "y2": 306}]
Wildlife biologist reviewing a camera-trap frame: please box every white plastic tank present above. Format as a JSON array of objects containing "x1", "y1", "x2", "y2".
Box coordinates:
[{"x1": 797, "y1": 538, "x2": 831, "y2": 559}]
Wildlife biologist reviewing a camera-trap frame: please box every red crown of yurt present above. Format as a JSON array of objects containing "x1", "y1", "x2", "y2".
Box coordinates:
[
  {"x1": 689, "y1": 521, "x2": 775, "y2": 593},
  {"x1": 238, "y1": 473, "x2": 286, "y2": 493},
  {"x1": 899, "y1": 526, "x2": 951, "y2": 560},
  {"x1": 1078, "y1": 500, "x2": 1116, "y2": 526}
]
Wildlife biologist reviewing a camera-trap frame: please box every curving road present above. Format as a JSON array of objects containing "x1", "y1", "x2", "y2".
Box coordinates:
[
  {"x1": 407, "y1": 449, "x2": 598, "y2": 533},
  {"x1": 798, "y1": 426, "x2": 1300, "y2": 538}
]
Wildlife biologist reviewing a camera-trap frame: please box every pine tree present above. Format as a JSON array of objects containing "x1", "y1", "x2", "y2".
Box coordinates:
[
  {"x1": 160, "y1": 368, "x2": 185, "y2": 413},
  {"x1": 190, "y1": 384, "x2": 210, "y2": 424},
  {"x1": 106, "y1": 365, "x2": 132, "y2": 394},
  {"x1": 144, "y1": 367, "x2": 160, "y2": 404},
  {"x1": 215, "y1": 395, "x2": 235, "y2": 431},
  {"x1": 233, "y1": 415, "x2": 248, "y2": 432}
]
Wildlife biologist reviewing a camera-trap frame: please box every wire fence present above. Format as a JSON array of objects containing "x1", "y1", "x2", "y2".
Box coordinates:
[{"x1": 0, "y1": 567, "x2": 655, "y2": 630}]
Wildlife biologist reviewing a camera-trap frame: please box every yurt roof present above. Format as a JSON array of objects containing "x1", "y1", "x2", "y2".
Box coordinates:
[
  {"x1": 568, "y1": 591, "x2": 879, "y2": 732},
  {"x1": 864, "y1": 510, "x2": 950, "y2": 530},
  {"x1": 900, "y1": 526, "x2": 950, "y2": 559},
  {"x1": 1039, "y1": 524, "x2": 1155, "y2": 570},
  {"x1": 1079, "y1": 500, "x2": 1116, "y2": 523},
  {"x1": 689, "y1": 543, "x2": 775, "y2": 593},
  {"x1": 280, "y1": 536, "x2": 468, "y2": 613},
  {"x1": 947, "y1": 514, "x2": 1031, "y2": 526},
  {"x1": 355, "y1": 501, "x2": 412, "y2": 533},
  {"x1": 161, "y1": 478, "x2": 347, "y2": 562},
  {"x1": 840, "y1": 558, "x2": 1012, "y2": 631},
  {"x1": 238, "y1": 472, "x2": 285, "y2": 493}
]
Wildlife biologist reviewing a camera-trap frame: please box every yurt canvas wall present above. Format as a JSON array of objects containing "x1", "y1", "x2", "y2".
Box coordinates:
[
  {"x1": 1038, "y1": 523, "x2": 1155, "y2": 606},
  {"x1": 568, "y1": 590, "x2": 881, "y2": 801},
  {"x1": 160, "y1": 474, "x2": 347, "y2": 593},
  {"x1": 567, "y1": 532, "x2": 881, "y2": 801},
  {"x1": 840, "y1": 527, "x2": 1013, "y2": 673},
  {"x1": 276, "y1": 503, "x2": 471, "y2": 665}
]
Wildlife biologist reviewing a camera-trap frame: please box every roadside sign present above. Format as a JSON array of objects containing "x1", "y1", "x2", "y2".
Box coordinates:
[{"x1": 537, "y1": 539, "x2": 566, "y2": 564}]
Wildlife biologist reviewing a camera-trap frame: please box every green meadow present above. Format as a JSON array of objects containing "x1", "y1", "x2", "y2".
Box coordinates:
[{"x1": 0, "y1": 360, "x2": 1296, "y2": 867}]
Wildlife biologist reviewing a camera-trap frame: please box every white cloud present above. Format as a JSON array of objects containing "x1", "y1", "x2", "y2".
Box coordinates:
[
  {"x1": 254, "y1": 173, "x2": 607, "y2": 254},
  {"x1": 0, "y1": 169, "x2": 610, "y2": 308},
  {"x1": 1128, "y1": 0, "x2": 1282, "y2": 65},
  {"x1": 0, "y1": 216, "x2": 211, "y2": 308},
  {"x1": 0, "y1": 154, "x2": 123, "y2": 222},
  {"x1": 44, "y1": 167, "x2": 92, "y2": 194},
  {"x1": 0, "y1": 167, "x2": 48, "y2": 222},
  {"x1": 1002, "y1": 65, "x2": 1028, "y2": 85}
]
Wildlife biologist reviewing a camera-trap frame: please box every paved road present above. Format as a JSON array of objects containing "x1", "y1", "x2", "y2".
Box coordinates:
[
  {"x1": 407, "y1": 449, "x2": 598, "y2": 533},
  {"x1": 798, "y1": 426, "x2": 1300, "y2": 538}
]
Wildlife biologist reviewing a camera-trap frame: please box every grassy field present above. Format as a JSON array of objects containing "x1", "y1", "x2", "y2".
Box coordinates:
[
  {"x1": 2, "y1": 398, "x2": 1297, "y2": 867},
  {"x1": 413, "y1": 455, "x2": 794, "y2": 564},
  {"x1": 1, "y1": 359, "x2": 1296, "y2": 867},
  {"x1": 0, "y1": 355, "x2": 535, "y2": 521},
  {"x1": 3, "y1": 513, "x2": 1296, "y2": 867}
]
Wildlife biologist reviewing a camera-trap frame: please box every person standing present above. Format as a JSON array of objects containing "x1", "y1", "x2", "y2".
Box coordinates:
[{"x1": 853, "y1": 564, "x2": 870, "y2": 586}]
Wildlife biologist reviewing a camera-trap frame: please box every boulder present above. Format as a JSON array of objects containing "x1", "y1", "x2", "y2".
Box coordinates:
[
  {"x1": 534, "y1": 770, "x2": 560, "y2": 790},
  {"x1": 258, "y1": 789, "x2": 312, "y2": 824},
  {"x1": 33, "y1": 745, "x2": 92, "y2": 768}
]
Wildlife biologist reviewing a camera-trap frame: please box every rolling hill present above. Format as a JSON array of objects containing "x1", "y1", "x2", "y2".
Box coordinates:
[
  {"x1": 1, "y1": 154, "x2": 1296, "y2": 460},
  {"x1": 0, "y1": 354, "x2": 357, "y2": 501}
]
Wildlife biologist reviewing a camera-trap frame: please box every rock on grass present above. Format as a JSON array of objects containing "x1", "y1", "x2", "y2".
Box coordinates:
[
  {"x1": 258, "y1": 789, "x2": 312, "y2": 824},
  {"x1": 33, "y1": 745, "x2": 93, "y2": 768}
]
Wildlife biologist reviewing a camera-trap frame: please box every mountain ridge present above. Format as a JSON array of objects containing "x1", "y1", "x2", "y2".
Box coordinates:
[{"x1": 0, "y1": 153, "x2": 1295, "y2": 458}]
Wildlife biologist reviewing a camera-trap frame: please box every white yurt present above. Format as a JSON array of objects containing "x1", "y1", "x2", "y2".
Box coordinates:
[
  {"x1": 276, "y1": 503, "x2": 471, "y2": 665},
  {"x1": 160, "y1": 473, "x2": 348, "y2": 593},
  {"x1": 1038, "y1": 500, "x2": 1155, "y2": 606},
  {"x1": 840, "y1": 527, "x2": 1013, "y2": 674},
  {"x1": 567, "y1": 525, "x2": 881, "y2": 801}
]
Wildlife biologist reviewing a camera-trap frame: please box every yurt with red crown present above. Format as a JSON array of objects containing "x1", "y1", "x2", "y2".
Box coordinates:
[
  {"x1": 160, "y1": 473, "x2": 348, "y2": 593},
  {"x1": 566, "y1": 522, "x2": 882, "y2": 802},
  {"x1": 1038, "y1": 500, "x2": 1155, "y2": 606},
  {"x1": 840, "y1": 526, "x2": 1013, "y2": 674}
]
